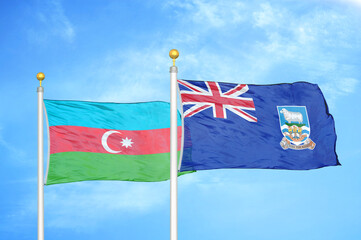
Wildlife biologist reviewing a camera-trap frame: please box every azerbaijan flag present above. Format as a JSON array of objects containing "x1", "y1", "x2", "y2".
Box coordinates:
[{"x1": 44, "y1": 100, "x2": 187, "y2": 185}]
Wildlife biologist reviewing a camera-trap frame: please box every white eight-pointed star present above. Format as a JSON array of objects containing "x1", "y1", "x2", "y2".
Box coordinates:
[{"x1": 121, "y1": 137, "x2": 134, "y2": 148}]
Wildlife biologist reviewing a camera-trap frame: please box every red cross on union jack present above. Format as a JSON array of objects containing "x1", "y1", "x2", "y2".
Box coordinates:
[{"x1": 178, "y1": 79, "x2": 257, "y2": 122}]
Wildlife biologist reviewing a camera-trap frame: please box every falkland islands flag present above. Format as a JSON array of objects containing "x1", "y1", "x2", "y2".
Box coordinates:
[
  {"x1": 177, "y1": 79, "x2": 339, "y2": 172},
  {"x1": 44, "y1": 100, "x2": 188, "y2": 185}
]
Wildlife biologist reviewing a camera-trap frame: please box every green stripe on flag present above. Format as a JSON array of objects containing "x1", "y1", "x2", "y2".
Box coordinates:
[{"x1": 46, "y1": 152, "x2": 192, "y2": 185}]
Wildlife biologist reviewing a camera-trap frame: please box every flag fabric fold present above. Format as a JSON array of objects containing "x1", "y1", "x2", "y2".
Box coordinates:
[
  {"x1": 44, "y1": 100, "x2": 187, "y2": 185},
  {"x1": 178, "y1": 79, "x2": 339, "y2": 172}
]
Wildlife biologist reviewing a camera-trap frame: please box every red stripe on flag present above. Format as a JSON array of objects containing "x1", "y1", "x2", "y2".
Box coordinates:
[
  {"x1": 232, "y1": 108, "x2": 258, "y2": 122},
  {"x1": 223, "y1": 84, "x2": 247, "y2": 96},
  {"x1": 49, "y1": 125, "x2": 182, "y2": 155},
  {"x1": 185, "y1": 104, "x2": 211, "y2": 118},
  {"x1": 178, "y1": 80, "x2": 203, "y2": 93}
]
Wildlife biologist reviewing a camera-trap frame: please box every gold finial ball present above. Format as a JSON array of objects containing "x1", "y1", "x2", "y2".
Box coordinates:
[
  {"x1": 169, "y1": 49, "x2": 179, "y2": 60},
  {"x1": 36, "y1": 72, "x2": 45, "y2": 81}
]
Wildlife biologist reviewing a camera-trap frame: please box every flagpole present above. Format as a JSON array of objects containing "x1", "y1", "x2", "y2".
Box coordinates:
[
  {"x1": 169, "y1": 49, "x2": 179, "y2": 240},
  {"x1": 37, "y1": 72, "x2": 45, "y2": 240}
]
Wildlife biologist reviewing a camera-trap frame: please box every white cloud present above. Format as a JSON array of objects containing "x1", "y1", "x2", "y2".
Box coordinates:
[
  {"x1": 2, "y1": 173, "x2": 197, "y2": 231},
  {"x1": 0, "y1": 127, "x2": 26, "y2": 161},
  {"x1": 43, "y1": 181, "x2": 169, "y2": 229},
  {"x1": 339, "y1": 78, "x2": 359, "y2": 93},
  {"x1": 42, "y1": 173, "x2": 203, "y2": 229},
  {"x1": 50, "y1": 1, "x2": 359, "y2": 107},
  {"x1": 331, "y1": 0, "x2": 361, "y2": 7},
  {"x1": 5, "y1": 171, "x2": 278, "y2": 231},
  {"x1": 165, "y1": 0, "x2": 246, "y2": 28},
  {"x1": 253, "y1": 2, "x2": 283, "y2": 28},
  {"x1": 88, "y1": 1, "x2": 360, "y2": 107},
  {"x1": 91, "y1": 48, "x2": 172, "y2": 103},
  {"x1": 320, "y1": 77, "x2": 359, "y2": 108},
  {"x1": 29, "y1": 0, "x2": 75, "y2": 43},
  {"x1": 178, "y1": 170, "x2": 294, "y2": 221},
  {"x1": 42, "y1": 45, "x2": 176, "y2": 104}
]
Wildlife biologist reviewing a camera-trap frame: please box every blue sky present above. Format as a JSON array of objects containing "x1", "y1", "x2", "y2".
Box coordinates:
[{"x1": 1, "y1": 0, "x2": 361, "y2": 239}]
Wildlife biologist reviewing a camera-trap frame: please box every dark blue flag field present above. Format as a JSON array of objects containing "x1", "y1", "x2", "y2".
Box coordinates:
[{"x1": 178, "y1": 79, "x2": 339, "y2": 172}]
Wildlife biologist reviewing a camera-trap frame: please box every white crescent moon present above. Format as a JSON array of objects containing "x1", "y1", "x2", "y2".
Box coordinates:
[{"x1": 101, "y1": 130, "x2": 122, "y2": 153}]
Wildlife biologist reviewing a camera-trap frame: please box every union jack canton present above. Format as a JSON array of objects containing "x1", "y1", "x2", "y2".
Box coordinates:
[{"x1": 178, "y1": 79, "x2": 257, "y2": 122}]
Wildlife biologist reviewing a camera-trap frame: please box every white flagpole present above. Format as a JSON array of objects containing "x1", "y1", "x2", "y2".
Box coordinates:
[
  {"x1": 37, "y1": 72, "x2": 45, "y2": 240},
  {"x1": 169, "y1": 49, "x2": 179, "y2": 240}
]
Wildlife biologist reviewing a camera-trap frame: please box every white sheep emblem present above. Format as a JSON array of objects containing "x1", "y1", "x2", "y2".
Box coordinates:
[{"x1": 280, "y1": 108, "x2": 303, "y2": 124}]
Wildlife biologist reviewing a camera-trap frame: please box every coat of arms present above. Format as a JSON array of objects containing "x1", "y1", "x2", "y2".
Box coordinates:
[{"x1": 277, "y1": 106, "x2": 316, "y2": 150}]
